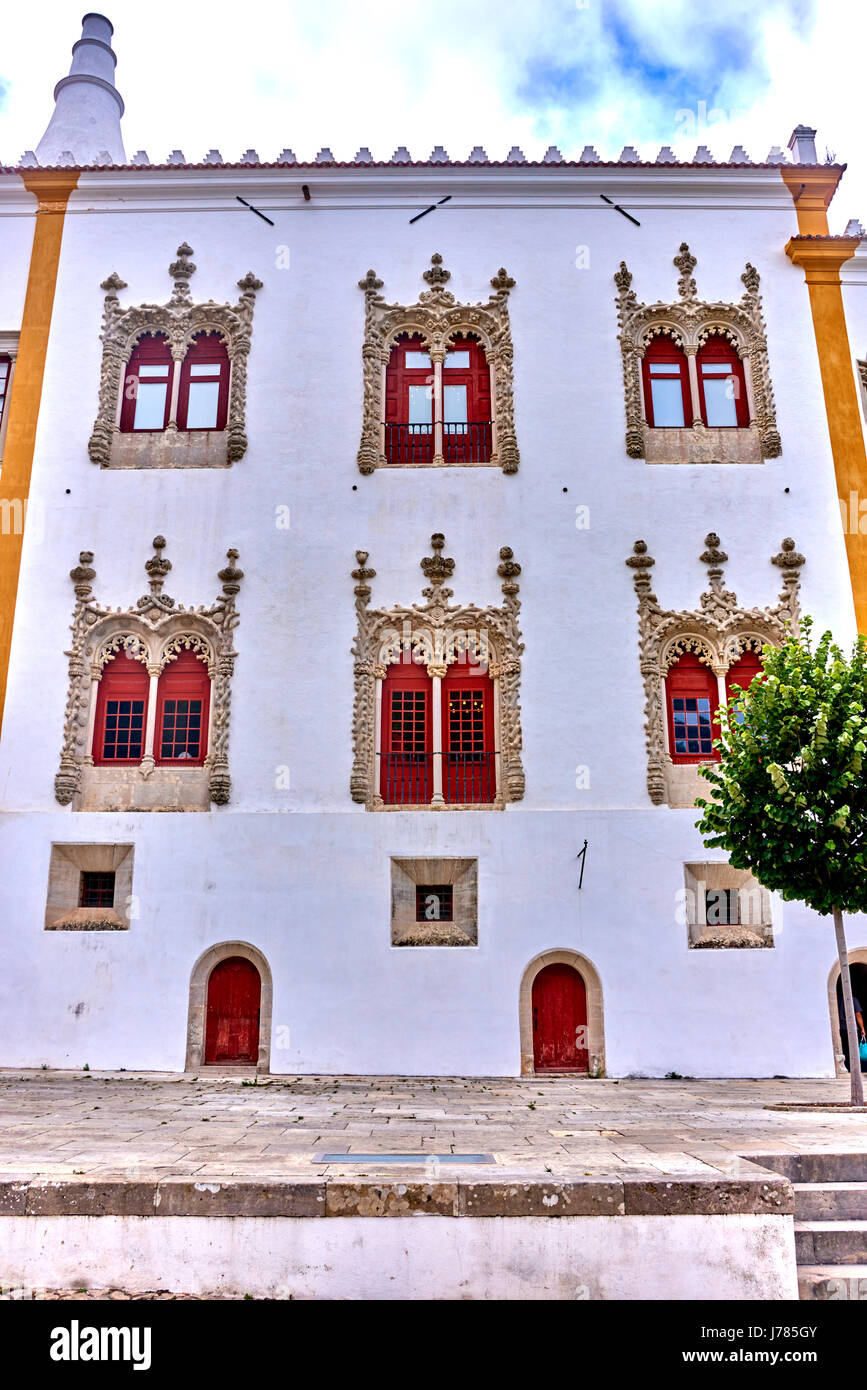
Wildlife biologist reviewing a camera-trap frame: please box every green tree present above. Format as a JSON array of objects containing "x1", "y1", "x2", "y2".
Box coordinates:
[{"x1": 696, "y1": 620, "x2": 867, "y2": 1105}]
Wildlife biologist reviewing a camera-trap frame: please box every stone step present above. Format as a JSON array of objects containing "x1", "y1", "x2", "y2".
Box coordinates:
[
  {"x1": 798, "y1": 1265, "x2": 867, "y2": 1301},
  {"x1": 795, "y1": 1221, "x2": 867, "y2": 1265},
  {"x1": 794, "y1": 1182, "x2": 867, "y2": 1221},
  {"x1": 753, "y1": 1152, "x2": 867, "y2": 1183}
]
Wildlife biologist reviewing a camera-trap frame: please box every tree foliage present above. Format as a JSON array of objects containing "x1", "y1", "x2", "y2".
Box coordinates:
[{"x1": 696, "y1": 620, "x2": 867, "y2": 916}]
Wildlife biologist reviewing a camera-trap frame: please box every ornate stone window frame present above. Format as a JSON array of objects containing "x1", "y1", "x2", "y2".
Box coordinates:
[
  {"x1": 356, "y1": 254, "x2": 519, "y2": 473},
  {"x1": 615, "y1": 244, "x2": 781, "y2": 464},
  {"x1": 626, "y1": 532, "x2": 805, "y2": 807},
  {"x1": 55, "y1": 536, "x2": 244, "y2": 811},
  {"x1": 350, "y1": 534, "x2": 524, "y2": 809},
  {"x1": 88, "y1": 243, "x2": 262, "y2": 469}
]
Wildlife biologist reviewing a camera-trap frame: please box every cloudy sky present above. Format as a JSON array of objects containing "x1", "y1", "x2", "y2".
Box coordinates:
[{"x1": 0, "y1": 0, "x2": 863, "y2": 228}]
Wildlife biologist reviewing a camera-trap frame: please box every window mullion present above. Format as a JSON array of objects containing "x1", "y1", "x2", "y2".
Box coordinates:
[
  {"x1": 141, "y1": 665, "x2": 160, "y2": 771},
  {"x1": 167, "y1": 356, "x2": 182, "y2": 430},
  {"x1": 432, "y1": 351, "x2": 444, "y2": 464},
  {"x1": 685, "y1": 348, "x2": 701, "y2": 425},
  {"x1": 430, "y1": 669, "x2": 444, "y2": 804}
]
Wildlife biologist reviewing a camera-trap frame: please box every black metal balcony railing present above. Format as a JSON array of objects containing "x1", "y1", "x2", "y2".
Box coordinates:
[
  {"x1": 384, "y1": 423, "x2": 433, "y2": 464},
  {"x1": 444, "y1": 750, "x2": 497, "y2": 804},
  {"x1": 443, "y1": 421, "x2": 492, "y2": 464},
  {"x1": 379, "y1": 753, "x2": 432, "y2": 805},
  {"x1": 378, "y1": 752, "x2": 497, "y2": 805},
  {"x1": 384, "y1": 422, "x2": 492, "y2": 464}
]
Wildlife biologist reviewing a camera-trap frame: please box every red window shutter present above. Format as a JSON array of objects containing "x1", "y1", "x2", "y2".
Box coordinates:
[
  {"x1": 177, "y1": 332, "x2": 230, "y2": 431},
  {"x1": 696, "y1": 336, "x2": 749, "y2": 428},
  {"x1": 442, "y1": 667, "x2": 495, "y2": 802},
  {"x1": 92, "y1": 651, "x2": 150, "y2": 764},
  {"x1": 155, "y1": 648, "x2": 210, "y2": 765},
  {"x1": 642, "y1": 336, "x2": 691, "y2": 428},
  {"x1": 665, "y1": 653, "x2": 720, "y2": 763},
  {"x1": 120, "y1": 333, "x2": 173, "y2": 433},
  {"x1": 725, "y1": 649, "x2": 764, "y2": 704},
  {"x1": 381, "y1": 659, "x2": 431, "y2": 802},
  {"x1": 383, "y1": 334, "x2": 433, "y2": 463}
]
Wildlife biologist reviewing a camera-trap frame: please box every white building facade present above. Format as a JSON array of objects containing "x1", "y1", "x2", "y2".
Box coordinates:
[{"x1": 0, "y1": 16, "x2": 864, "y2": 1078}]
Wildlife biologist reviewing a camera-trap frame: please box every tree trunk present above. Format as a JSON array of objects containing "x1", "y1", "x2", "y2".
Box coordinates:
[{"x1": 833, "y1": 905, "x2": 864, "y2": 1107}]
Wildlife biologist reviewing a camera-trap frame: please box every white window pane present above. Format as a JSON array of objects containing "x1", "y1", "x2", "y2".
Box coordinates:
[
  {"x1": 444, "y1": 384, "x2": 467, "y2": 424},
  {"x1": 702, "y1": 362, "x2": 734, "y2": 374},
  {"x1": 650, "y1": 363, "x2": 682, "y2": 376},
  {"x1": 650, "y1": 378, "x2": 685, "y2": 426},
  {"x1": 408, "y1": 384, "x2": 432, "y2": 425},
  {"x1": 703, "y1": 377, "x2": 738, "y2": 426},
  {"x1": 133, "y1": 382, "x2": 167, "y2": 429},
  {"x1": 0, "y1": 363, "x2": 8, "y2": 382},
  {"x1": 138, "y1": 364, "x2": 169, "y2": 378},
  {"x1": 404, "y1": 351, "x2": 431, "y2": 369},
  {"x1": 189, "y1": 362, "x2": 219, "y2": 377},
  {"x1": 445, "y1": 351, "x2": 470, "y2": 369},
  {"x1": 186, "y1": 380, "x2": 220, "y2": 429}
]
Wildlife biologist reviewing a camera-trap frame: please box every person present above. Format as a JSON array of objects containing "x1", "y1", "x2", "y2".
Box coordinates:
[{"x1": 838, "y1": 990, "x2": 867, "y2": 1073}]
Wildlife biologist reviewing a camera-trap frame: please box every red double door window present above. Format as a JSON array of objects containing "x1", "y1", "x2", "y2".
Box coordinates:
[
  {"x1": 120, "y1": 331, "x2": 229, "y2": 434},
  {"x1": 380, "y1": 662, "x2": 496, "y2": 804},
  {"x1": 666, "y1": 649, "x2": 764, "y2": 763},
  {"x1": 643, "y1": 335, "x2": 749, "y2": 429},
  {"x1": 92, "y1": 648, "x2": 210, "y2": 766},
  {"x1": 384, "y1": 334, "x2": 492, "y2": 462}
]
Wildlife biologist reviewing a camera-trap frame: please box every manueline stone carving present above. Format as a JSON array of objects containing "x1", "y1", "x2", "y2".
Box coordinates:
[
  {"x1": 88, "y1": 244, "x2": 263, "y2": 468},
  {"x1": 626, "y1": 533, "x2": 804, "y2": 804},
  {"x1": 55, "y1": 537, "x2": 244, "y2": 808},
  {"x1": 350, "y1": 534, "x2": 524, "y2": 807},
  {"x1": 615, "y1": 245, "x2": 781, "y2": 462},
  {"x1": 356, "y1": 254, "x2": 519, "y2": 473}
]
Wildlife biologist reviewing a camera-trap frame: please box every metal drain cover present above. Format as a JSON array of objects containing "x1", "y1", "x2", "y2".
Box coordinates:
[{"x1": 314, "y1": 1153, "x2": 494, "y2": 1164}]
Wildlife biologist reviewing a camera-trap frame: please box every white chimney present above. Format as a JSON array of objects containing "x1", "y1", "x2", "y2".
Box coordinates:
[
  {"x1": 787, "y1": 125, "x2": 818, "y2": 165},
  {"x1": 35, "y1": 13, "x2": 125, "y2": 166}
]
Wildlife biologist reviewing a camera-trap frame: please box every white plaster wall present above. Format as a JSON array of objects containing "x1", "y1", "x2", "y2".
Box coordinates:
[
  {"x1": 0, "y1": 1212, "x2": 797, "y2": 1300},
  {"x1": 0, "y1": 166, "x2": 861, "y2": 1075}
]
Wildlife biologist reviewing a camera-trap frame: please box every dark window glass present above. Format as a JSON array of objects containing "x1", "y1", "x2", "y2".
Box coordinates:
[
  {"x1": 415, "y1": 885, "x2": 454, "y2": 921},
  {"x1": 79, "y1": 871, "x2": 116, "y2": 907}
]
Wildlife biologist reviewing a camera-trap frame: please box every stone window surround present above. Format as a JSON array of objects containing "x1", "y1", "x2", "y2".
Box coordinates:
[
  {"x1": 186, "y1": 941, "x2": 273, "y2": 1073},
  {"x1": 391, "y1": 857, "x2": 478, "y2": 945},
  {"x1": 357, "y1": 254, "x2": 519, "y2": 473},
  {"x1": 350, "y1": 534, "x2": 524, "y2": 810},
  {"x1": 827, "y1": 948, "x2": 867, "y2": 1078},
  {"x1": 87, "y1": 242, "x2": 262, "y2": 470},
  {"x1": 55, "y1": 535, "x2": 244, "y2": 811},
  {"x1": 615, "y1": 244, "x2": 781, "y2": 465},
  {"x1": 0, "y1": 331, "x2": 19, "y2": 463},
  {"x1": 518, "y1": 949, "x2": 605, "y2": 1076},
  {"x1": 683, "y1": 861, "x2": 773, "y2": 949},
  {"x1": 626, "y1": 531, "x2": 805, "y2": 807},
  {"x1": 45, "y1": 842, "x2": 133, "y2": 931}
]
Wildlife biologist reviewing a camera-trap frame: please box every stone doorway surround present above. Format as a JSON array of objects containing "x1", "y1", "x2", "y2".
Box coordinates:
[
  {"x1": 827, "y1": 947, "x2": 867, "y2": 1077},
  {"x1": 186, "y1": 941, "x2": 273, "y2": 1073},
  {"x1": 519, "y1": 949, "x2": 605, "y2": 1076}
]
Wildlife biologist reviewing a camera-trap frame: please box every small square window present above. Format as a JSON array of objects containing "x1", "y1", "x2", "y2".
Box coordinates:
[
  {"x1": 705, "y1": 888, "x2": 738, "y2": 926},
  {"x1": 79, "y1": 871, "x2": 116, "y2": 908},
  {"x1": 416, "y1": 885, "x2": 453, "y2": 921}
]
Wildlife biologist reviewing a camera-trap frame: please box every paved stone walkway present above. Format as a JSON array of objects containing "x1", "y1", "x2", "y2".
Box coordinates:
[{"x1": 1, "y1": 1070, "x2": 865, "y2": 1182}]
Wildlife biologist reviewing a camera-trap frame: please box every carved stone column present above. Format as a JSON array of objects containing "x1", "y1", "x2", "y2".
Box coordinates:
[
  {"x1": 140, "y1": 663, "x2": 161, "y2": 776},
  {"x1": 429, "y1": 664, "x2": 446, "y2": 805}
]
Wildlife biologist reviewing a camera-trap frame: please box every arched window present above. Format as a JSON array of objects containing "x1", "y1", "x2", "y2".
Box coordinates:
[
  {"x1": 155, "y1": 649, "x2": 210, "y2": 765},
  {"x1": 642, "y1": 336, "x2": 691, "y2": 427},
  {"x1": 177, "y1": 332, "x2": 230, "y2": 431},
  {"x1": 380, "y1": 659, "x2": 431, "y2": 803},
  {"x1": 443, "y1": 665, "x2": 496, "y2": 802},
  {"x1": 384, "y1": 334, "x2": 433, "y2": 463},
  {"x1": 120, "y1": 333, "x2": 173, "y2": 433},
  {"x1": 92, "y1": 651, "x2": 149, "y2": 765},
  {"x1": 665, "y1": 652, "x2": 720, "y2": 763},
  {"x1": 696, "y1": 336, "x2": 749, "y2": 428},
  {"x1": 725, "y1": 648, "x2": 764, "y2": 723},
  {"x1": 442, "y1": 335, "x2": 492, "y2": 462}
]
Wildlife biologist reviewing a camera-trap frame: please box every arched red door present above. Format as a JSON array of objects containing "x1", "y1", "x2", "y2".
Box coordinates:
[
  {"x1": 204, "y1": 957, "x2": 261, "y2": 1065},
  {"x1": 532, "y1": 964, "x2": 588, "y2": 1072}
]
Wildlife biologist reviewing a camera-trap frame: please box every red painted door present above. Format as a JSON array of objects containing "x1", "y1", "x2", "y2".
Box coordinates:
[
  {"x1": 204, "y1": 957, "x2": 261, "y2": 1065},
  {"x1": 532, "y1": 964, "x2": 588, "y2": 1072}
]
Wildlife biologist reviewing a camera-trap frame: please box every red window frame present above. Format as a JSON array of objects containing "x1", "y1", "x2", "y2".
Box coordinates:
[
  {"x1": 0, "y1": 355, "x2": 11, "y2": 434},
  {"x1": 381, "y1": 659, "x2": 432, "y2": 803},
  {"x1": 442, "y1": 667, "x2": 496, "y2": 803},
  {"x1": 177, "y1": 332, "x2": 230, "y2": 432},
  {"x1": 79, "y1": 871, "x2": 116, "y2": 907},
  {"x1": 725, "y1": 649, "x2": 764, "y2": 706},
  {"x1": 665, "y1": 652, "x2": 720, "y2": 763},
  {"x1": 642, "y1": 336, "x2": 692, "y2": 428},
  {"x1": 384, "y1": 334, "x2": 434, "y2": 462},
  {"x1": 119, "y1": 333, "x2": 173, "y2": 433},
  {"x1": 696, "y1": 336, "x2": 750, "y2": 428},
  {"x1": 92, "y1": 651, "x2": 150, "y2": 765},
  {"x1": 155, "y1": 648, "x2": 210, "y2": 766},
  {"x1": 416, "y1": 884, "x2": 454, "y2": 921},
  {"x1": 442, "y1": 335, "x2": 492, "y2": 462}
]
